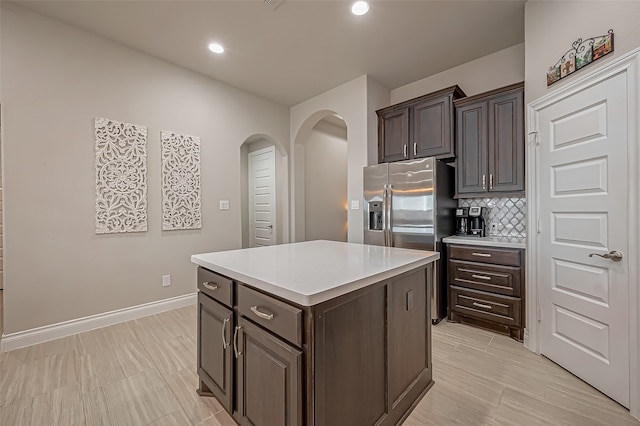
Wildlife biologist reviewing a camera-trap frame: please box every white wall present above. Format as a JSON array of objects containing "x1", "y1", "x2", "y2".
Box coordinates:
[
  {"x1": 525, "y1": 1, "x2": 640, "y2": 104},
  {"x1": 290, "y1": 75, "x2": 389, "y2": 243},
  {"x1": 367, "y1": 77, "x2": 391, "y2": 166},
  {"x1": 304, "y1": 120, "x2": 348, "y2": 242},
  {"x1": 1, "y1": 4, "x2": 289, "y2": 333},
  {"x1": 391, "y1": 43, "x2": 525, "y2": 104}
]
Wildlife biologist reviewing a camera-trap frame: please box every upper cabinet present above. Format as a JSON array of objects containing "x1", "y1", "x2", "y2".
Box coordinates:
[
  {"x1": 454, "y1": 82, "x2": 524, "y2": 198},
  {"x1": 377, "y1": 86, "x2": 466, "y2": 163}
]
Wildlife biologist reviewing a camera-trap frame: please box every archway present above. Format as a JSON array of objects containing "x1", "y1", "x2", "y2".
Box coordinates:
[
  {"x1": 292, "y1": 111, "x2": 348, "y2": 242},
  {"x1": 240, "y1": 134, "x2": 289, "y2": 248}
]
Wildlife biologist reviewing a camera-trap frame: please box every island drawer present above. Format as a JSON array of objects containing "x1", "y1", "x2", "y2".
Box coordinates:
[
  {"x1": 449, "y1": 259, "x2": 521, "y2": 297},
  {"x1": 449, "y1": 285, "x2": 521, "y2": 327},
  {"x1": 237, "y1": 285, "x2": 303, "y2": 348},
  {"x1": 198, "y1": 267, "x2": 233, "y2": 307},
  {"x1": 449, "y1": 245, "x2": 521, "y2": 267}
]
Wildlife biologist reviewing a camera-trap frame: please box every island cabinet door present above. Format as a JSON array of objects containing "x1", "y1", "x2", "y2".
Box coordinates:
[
  {"x1": 235, "y1": 317, "x2": 303, "y2": 426},
  {"x1": 386, "y1": 268, "x2": 432, "y2": 424},
  {"x1": 313, "y1": 285, "x2": 387, "y2": 426},
  {"x1": 197, "y1": 292, "x2": 233, "y2": 413}
]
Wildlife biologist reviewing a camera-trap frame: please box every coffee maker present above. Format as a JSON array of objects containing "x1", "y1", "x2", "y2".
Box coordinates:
[
  {"x1": 455, "y1": 207, "x2": 469, "y2": 235},
  {"x1": 468, "y1": 206, "x2": 485, "y2": 237}
]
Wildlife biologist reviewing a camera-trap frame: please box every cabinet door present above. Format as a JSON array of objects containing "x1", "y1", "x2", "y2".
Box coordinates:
[
  {"x1": 197, "y1": 292, "x2": 233, "y2": 413},
  {"x1": 388, "y1": 269, "x2": 431, "y2": 412},
  {"x1": 236, "y1": 317, "x2": 303, "y2": 426},
  {"x1": 488, "y1": 89, "x2": 524, "y2": 193},
  {"x1": 456, "y1": 102, "x2": 488, "y2": 195},
  {"x1": 378, "y1": 108, "x2": 409, "y2": 163},
  {"x1": 413, "y1": 95, "x2": 454, "y2": 159}
]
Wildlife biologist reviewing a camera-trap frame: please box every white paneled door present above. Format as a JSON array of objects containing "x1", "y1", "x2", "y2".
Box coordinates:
[
  {"x1": 248, "y1": 146, "x2": 276, "y2": 247},
  {"x1": 537, "y1": 71, "x2": 629, "y2": 407}
]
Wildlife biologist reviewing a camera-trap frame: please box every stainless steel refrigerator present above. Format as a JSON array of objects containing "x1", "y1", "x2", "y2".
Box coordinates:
[{"x1": 363, "y1": 157, "x2": 456, "y2": 323}]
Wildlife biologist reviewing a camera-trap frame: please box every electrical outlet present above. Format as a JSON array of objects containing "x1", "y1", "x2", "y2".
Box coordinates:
[
  {"x1": 219, "y1": 200, "x2": 230, "y2": 210},
  {"x1": 351, "y1": 200, "x2": 360, "y2": 210},
  {"x1": 162, "y1": 275, "x2": 171, "y2": 287}
]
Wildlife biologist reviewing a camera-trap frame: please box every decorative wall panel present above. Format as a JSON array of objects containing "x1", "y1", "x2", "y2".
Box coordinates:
[
  {"x1": 459, "y1": 197, "x2": 526, "y2": 237},
  {"x1": 161, "y1": 130, "x2": 201, "y2": 230},
  {"x1": 95, "y1": 118, "x2": 148, "y2": 234}
]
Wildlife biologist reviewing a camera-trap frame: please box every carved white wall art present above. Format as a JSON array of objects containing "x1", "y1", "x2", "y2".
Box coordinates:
[
  {"x1": 95, "y1": 118, "x2": 148, "y2": 234},
  {"x1": 161, "y1": 130, "x2": 202, "y2": 230}
]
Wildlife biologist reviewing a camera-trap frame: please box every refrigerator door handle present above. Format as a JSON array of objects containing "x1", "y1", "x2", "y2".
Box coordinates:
[
  {"x1": 387, "y1": 185, "x2": 394, "y2": 247},
  {"x1": 382, "y1": 185, "x2": 388, "y2": 246}
]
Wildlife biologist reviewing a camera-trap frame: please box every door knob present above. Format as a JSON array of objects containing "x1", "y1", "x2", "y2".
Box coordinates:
[{"x1": 589, "y1": 250, "x2": 623, "y2": 262}]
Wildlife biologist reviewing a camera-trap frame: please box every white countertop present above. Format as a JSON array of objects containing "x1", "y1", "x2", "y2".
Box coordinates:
[
  {"x1": 442, "y1": 235, "x2": 526, "y2": 249},
  {"x1": 191, "y1": 240, "x2": 439, "y2": 306}
]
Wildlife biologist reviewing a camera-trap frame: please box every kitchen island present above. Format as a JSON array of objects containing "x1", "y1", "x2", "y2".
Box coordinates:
[{"x1": 191, "y1": 240, "x2": 439, "y2": 426}]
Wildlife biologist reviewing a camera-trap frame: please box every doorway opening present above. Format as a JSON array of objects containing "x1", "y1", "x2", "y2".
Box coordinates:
[
  {"x1": 293, "y1": 112, "x2": 348, "y2": 242},
  {"x1": 240, "y1": 135, "x2": 288, "y2": 248}
]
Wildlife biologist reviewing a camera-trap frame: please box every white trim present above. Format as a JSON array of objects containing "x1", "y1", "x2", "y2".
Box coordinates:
[
  {"x1": 0, "y1": 292, "x2": 196, "y2": 353},
  {"x1": 527, "y1": 46, "x2": 640, "y2": 420}
]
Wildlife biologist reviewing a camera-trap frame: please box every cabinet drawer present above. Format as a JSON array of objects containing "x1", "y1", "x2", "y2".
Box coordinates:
[
  {"x1": 449, "y1": 245, "x2": 521, "y2": 267},
  {"x1": 237, "y1": 285, "x2": 303, "y2": 348},
  {"x1": 449, "y1": 259, "x2": 521, "y2": 297},
  {"x1": 449, "y1": 286, "x2": 521, "y2": 327},
  {"x1": 198, "y1": 267, "x2": 233, "y2": 307}
]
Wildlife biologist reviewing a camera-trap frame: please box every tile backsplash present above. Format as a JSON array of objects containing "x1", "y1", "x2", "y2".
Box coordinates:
[{"x1": 458, "y1": 197, "x2": 526, "y2": 237}]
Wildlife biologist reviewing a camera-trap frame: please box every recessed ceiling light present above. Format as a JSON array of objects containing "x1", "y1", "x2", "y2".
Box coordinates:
[
  {"x1": 351, "y1": 1, "x2": 369, "y2": 16},
  {"x1": 208, "y1": 43, "x2": 224, "y2": 54}
]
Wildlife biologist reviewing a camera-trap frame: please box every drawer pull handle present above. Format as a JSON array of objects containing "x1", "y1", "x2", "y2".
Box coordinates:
[
  {"x1": 251, "y1": 306, "x2": 274, "y2": 320},
  {"x1": 472, "y1": 252, "x2": 492, "y2": 258},
  {"x1": 233, "y1": 325, "x2": 242, "y2": 358},
  {"x1": 203, "y1": 282, "x2": 219, "y2": 291},
  {"x1": 471, "y1": 274, "x2": 492, "y2": 281},
  {"x1": 473, "y1": 302, "x2": 492, "y2": 310},
  {"x1": 221, "y1": 318, "x2": 229, "y2": 349}
]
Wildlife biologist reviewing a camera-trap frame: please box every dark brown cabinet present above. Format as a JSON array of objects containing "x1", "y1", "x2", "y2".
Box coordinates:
[
  {"x1": 236, "y1": 317, "x2": 303, "y2": 426},
  {"x1": 197, "y1": 291, "x2": 233, "y2": 413},
  {"x1": 197, "y1": 264, "x2": 435, "y2": 426},
  {"x1": 377, "y1": 86, "x2": 465, "y2": 163},
  {"x1": 447, "y1": 244, "x2": 525, "y2": 341},
  {"x1": 454, "y1": 82, "x2": 524, "y2": 198},
  {"x1": 197, "y1": 268, "x2": 303, "y2": 425}
]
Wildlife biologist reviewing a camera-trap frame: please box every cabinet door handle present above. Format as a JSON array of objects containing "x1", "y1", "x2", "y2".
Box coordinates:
[
  {"x1": 403, "y1": 144, "x2": 408, "y2": 157},
  {"x1": 482, "y1": 174, "x2": 486, "y2": 190},
  {"x1": 250, "y1": 306, "x2": 274, "y2": 320},
  {"x1": 473, "y1": 302, "x2": 492, "y2": 310},
  {"x1": 221, "y1": 318, "x2": 229, "y2": 349},
  {"x1": 490, "y1": 174, "x2": 494, "y2": 190},
  {"x1": 413, "y1": 142, "x2": 417, "y2": 156},
  {"x1": 471, "y1": 274, "x2": 492, "y2": 281},
  {"x1": 203, "y1": 282, "x2": 219, "y2": 291},
  {"x1": 233, "y1": 325, "x2": 242, "y2": 358},
  {"x1": 472, "y1": 252, "x2": 492, "y2": 258}
]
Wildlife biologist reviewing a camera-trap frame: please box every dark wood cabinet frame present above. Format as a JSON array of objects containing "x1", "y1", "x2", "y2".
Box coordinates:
[{"x1": 197, "y1": 264, "x2": 435, "y2": 425}]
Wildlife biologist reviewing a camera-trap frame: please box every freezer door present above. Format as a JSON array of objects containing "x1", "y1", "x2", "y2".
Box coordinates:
[
  {"x1": 363, "y1": 163, "x2": 388, "y2": 246},
  {"x1": 387, "y1": 158, "x2": 435, "y2": 250}
]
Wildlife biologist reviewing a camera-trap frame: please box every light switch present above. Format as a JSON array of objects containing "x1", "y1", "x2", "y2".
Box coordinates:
[
  {"x1": 219, "y1": 200, "x2": 230, "y2": 210},
  {"x1": 351, "y1": 200, "x2": 360, "y2": 210}
]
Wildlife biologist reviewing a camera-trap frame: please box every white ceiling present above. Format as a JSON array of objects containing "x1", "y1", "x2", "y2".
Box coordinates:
[{"x1": 14, "y1": 0, "x2": 525, "y2": 106}]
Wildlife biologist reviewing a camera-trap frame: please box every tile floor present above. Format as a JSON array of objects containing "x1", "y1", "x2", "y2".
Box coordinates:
[{"x1": 0, "y1": 304, "x2": 637, "y2": 425}]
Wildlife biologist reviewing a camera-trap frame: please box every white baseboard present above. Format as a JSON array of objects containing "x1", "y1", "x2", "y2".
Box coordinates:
[{"x1": 0, "y1": 292, "x2": 196, "y2": 353}]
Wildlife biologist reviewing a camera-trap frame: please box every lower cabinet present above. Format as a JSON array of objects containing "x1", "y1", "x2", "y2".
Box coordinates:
[
  {"x1": 197, "y1": 265, "x2": 434, "y2": 426},
  {"x1": 197, "y1": 292, "x2": 233, "y2": 413},
  {"x1": 447, "y1": 244, "x2": 525, "y2": 340},
  {"x1": 236, "y1": 317, "x2": 303, "y2": 426}
]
